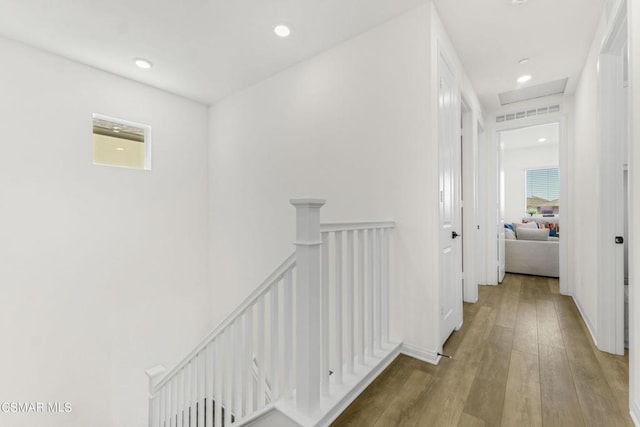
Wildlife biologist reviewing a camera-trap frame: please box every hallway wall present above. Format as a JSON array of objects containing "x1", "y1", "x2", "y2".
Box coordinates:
[
  {"x1": 207, "y1": 4, "x2": 482, "y2": 359},
  {"x1": 208, "y1": 4, "x2": 434, "y2": 357},
  {"x1": 627, "y1": 0, "x2": 640, "y2": 421},
  {"x1": 0, "y1": 37, "x2": 212, "y2": 427},
  {"x1": 570, "y1": 12, "x2": 607, "y2": 336}
]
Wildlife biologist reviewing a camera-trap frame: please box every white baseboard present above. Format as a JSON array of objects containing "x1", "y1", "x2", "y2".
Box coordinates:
[
  {"x1": 631, "y1": 400, "x2": 640, "y2": 426},
  {"x1": 271, "y1": 343, "x2": 402, "y2": 427},
  {"x1": 400, "y1": 343, "x2": 441, "y2": 365},
  {"x1": 571, "y1": 294, "x2": 599, "y2": 348},
  {"x1": 313, "y1": 343, "x2": 401, "y2": 427}
]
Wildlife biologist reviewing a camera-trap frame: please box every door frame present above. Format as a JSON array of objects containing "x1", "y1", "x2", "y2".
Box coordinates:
[
  {"x1": 438, "y1": 48, "x2": 464, "y2": 347},
  {"x1": 461, "y1": 97, "x2": 479, "y2": 303},
  {"x1": 488, "y1": 108, "x2": 569, "y2": 294},
  {"x1": 597, "y1": 1, "x2": 628, "y2": 355}
]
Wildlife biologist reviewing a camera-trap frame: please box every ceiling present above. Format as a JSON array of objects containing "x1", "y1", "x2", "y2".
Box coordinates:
[
  {"x1": 433, "y1": 0, "x2": 604, "y2": 112},
  {"x1": 0, "y1": 0, "x2": 604, "y2": 110},
  {"x1": 0, "y1": 0, "x2": 426, "y2": 105},
  {"x1": 501, "y1": 122, "x2": 559, "y2": 150}
]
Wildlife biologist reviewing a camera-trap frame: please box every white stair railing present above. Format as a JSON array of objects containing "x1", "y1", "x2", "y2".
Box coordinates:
[
  {"x1": 146, "y1": 199, "x2": 395, "y2": 426},
  {"x1": 319, "y1": 222, "x2": 394, "y2": 396}
]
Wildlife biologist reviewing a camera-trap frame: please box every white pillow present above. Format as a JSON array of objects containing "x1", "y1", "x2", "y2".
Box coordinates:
[
  {"x1": 505, "y1": 229, "x2": 517, "y2": 240},
  {"x1": 516, "y1": 228, "x2": 549, "y2": 241},
  {"x1": 514, "y1": 221, "x2": 538, "y2": 229}
]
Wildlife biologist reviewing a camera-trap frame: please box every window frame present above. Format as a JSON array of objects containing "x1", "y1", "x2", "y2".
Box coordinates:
[{"x1": 92, "y1": 113, "x2": 152, "y2": 170}]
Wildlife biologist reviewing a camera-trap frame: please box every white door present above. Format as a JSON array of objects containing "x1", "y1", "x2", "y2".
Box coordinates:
[{"x1": 438, "y1": 53, "x2": 463, "y2": 346}]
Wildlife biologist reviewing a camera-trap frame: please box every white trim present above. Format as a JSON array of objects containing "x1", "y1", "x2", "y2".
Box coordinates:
[
  {"x1": 488, "y1": 106, "x2": 569, "y2": 294},
  {"x1": 92, "y1": 112, "x2": 152, "y2": 170},
  {"x1": 461, "y1": 97, "x2": 479, "y2": 303},
  {"x1": 154, "y1": 253, "x2": 296, "y2": 391},
  {"x1": 237, "y1": 405, "x2": 279, "y2": 426},
  {"x1": 320, "y1": 221, "x2": 396, "y2": 232},
  {"x1": 400, "y1": 343, "x2": 442, "y2": 365},
  {"x1": 271, "y1": 343, "x2": 402, "y2": 427},
  {"x1": 571, "y1": 294, "x2": 599, "y2": 348},
  {"x1": 630, "y1": 400, "x2": 640, "y2": 426},
  {"x1": 312, "y1": 344, "x2": 401, "y2": 427},
  {"x1": 596, "y1": 1, "x2": 628, "y2": 355}
]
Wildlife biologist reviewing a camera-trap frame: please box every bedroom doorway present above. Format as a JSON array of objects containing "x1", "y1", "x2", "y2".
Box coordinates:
[{"x1": 495, "y1": 119, "x2": 563, "y2": 285}]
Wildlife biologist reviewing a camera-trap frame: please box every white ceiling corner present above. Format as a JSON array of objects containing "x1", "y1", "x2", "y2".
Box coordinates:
[
  {"x1": 0, "y1": 0, "x2": 605, "y2": 112},
  {"x1": 0, "y1": 0, "x2": 427, "y2": 105},
  {"x1": 433, "y1": 0, "x2": 604, "y2": 112}
]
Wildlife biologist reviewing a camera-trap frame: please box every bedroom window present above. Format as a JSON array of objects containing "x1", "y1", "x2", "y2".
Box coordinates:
[
  {"x1": 526, "y1": 167, "x2": 559, "y2": 215},
  {"x1": 92, "y1": 114, "x2": 151, "y2": 170}
]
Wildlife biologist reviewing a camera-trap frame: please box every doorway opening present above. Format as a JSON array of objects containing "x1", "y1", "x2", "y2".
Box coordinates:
[{"x1": 496, "y1": 122, "x2": 561, "y2": 282}]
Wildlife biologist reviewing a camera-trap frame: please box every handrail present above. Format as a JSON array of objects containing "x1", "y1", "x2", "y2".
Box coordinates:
[
  {"x1": 320, "y1": 221, "x2": 396, "y2": 232},
  {"x1": 151, "y1": 221, "x2": 396, "y2": 394},
  {"x1": 148, "y1": 202, "x2": 398, "y2": 426},
  {"x1": 152, "y1": 252, "x2": 296, "y2": 392}
]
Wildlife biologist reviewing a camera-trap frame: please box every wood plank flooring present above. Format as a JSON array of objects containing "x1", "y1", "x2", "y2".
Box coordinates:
[{"x1": 331, "y1": 274, "x2": 631, "y2": 427}]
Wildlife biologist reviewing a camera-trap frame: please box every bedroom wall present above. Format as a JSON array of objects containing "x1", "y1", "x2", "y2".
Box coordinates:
[
  {"x1": 0, "y1": 37, "x2": 212, "y2": 427},
  {"x1": 503, "y1": 143, "x2": 559, "y2": 224}
]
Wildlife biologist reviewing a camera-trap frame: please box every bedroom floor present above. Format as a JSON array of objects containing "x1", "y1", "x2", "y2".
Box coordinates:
[{"x1": 331, "y1": 274, "x2": 632, "y2": 426}]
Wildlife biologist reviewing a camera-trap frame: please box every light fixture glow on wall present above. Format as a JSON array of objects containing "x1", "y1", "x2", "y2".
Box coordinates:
[
  {"x1": 517, "y1": 75, "x2": 532, "y2": 83},
  {"x1": 274, "y1": 25, "x2": 291, "y2": 38},
  {"x1": 538, "y1": 138, "x2": 547, "y2": 142},
  {"x1": 134, "y1": 58, "x2": 153, "y2": 69}
]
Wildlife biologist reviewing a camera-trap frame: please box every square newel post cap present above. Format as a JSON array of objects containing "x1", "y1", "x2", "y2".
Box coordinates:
[
  {"x1": 145, "y1": 365, "x2": 167, "y2": 391},
  {"x1": 290, "y1": 198, "x2": 326, "y2": 208}
]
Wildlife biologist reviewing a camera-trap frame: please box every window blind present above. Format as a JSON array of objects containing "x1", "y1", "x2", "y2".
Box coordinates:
[{"x1": 526, "y1": 167, "x2": 559, "y2": 201}]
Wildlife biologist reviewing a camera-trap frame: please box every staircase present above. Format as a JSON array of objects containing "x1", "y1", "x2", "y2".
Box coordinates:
[{"x1": 146, "y1": 199, "x2": 397, "y2": 426}]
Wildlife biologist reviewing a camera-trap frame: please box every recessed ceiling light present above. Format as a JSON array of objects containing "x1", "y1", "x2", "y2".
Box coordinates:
[
  {"x1": 519, "y1": 58, "x2": 530, "y2": 65},
  {"x1": 134, "y1": 58, "x2": 153, "y2": 69},
  {"x1": 115, "y1": 147, "x2": 125, "y2": 151},
  {"x1": 538, "y1": 138, "x2": 547, "y2": 142},
  {"x1": 517, "y1": 74, "x2": 532, "y2": 83},
  {"x1": 274, "y1": 25, "x2": 291, "y2": 38}
]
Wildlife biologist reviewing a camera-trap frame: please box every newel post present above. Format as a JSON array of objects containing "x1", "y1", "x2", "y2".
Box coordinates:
[
  {"x1": 145, "y1": 365, "x2": 166, "y2": 427},
  {"x1": 290, "y1": 198, "x2": 325, "y2": 416}
]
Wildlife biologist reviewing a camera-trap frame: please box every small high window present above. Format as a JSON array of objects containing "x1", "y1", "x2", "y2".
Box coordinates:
[{"x1": 92, "y1": 114, "x2": 151, "y2": 170}]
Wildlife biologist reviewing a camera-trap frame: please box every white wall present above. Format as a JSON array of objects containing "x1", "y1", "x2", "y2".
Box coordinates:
[
  {"x1": 0, "y1": 38, "x2": 212, "y2": 427},
  {"x1": 571, "y1": 13, "x2": 607, "y2": 338},
  {"x1": 208, "y1": 4, "x2": 433, "y2": 357},
  {"x1": 503, "y1": 144, "x2": 559, "y2": 224},
  {"x1": 627, "y1": 0, "x2": 640, "y2": 421},
  {"x1": 208, "y1": 4, "x2": 481, "y2": 359}
]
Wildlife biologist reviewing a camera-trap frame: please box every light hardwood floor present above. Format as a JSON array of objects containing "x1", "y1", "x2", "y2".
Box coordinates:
[{"x1": 331, "y1": 274, "x2": 632, "y2": 427}]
